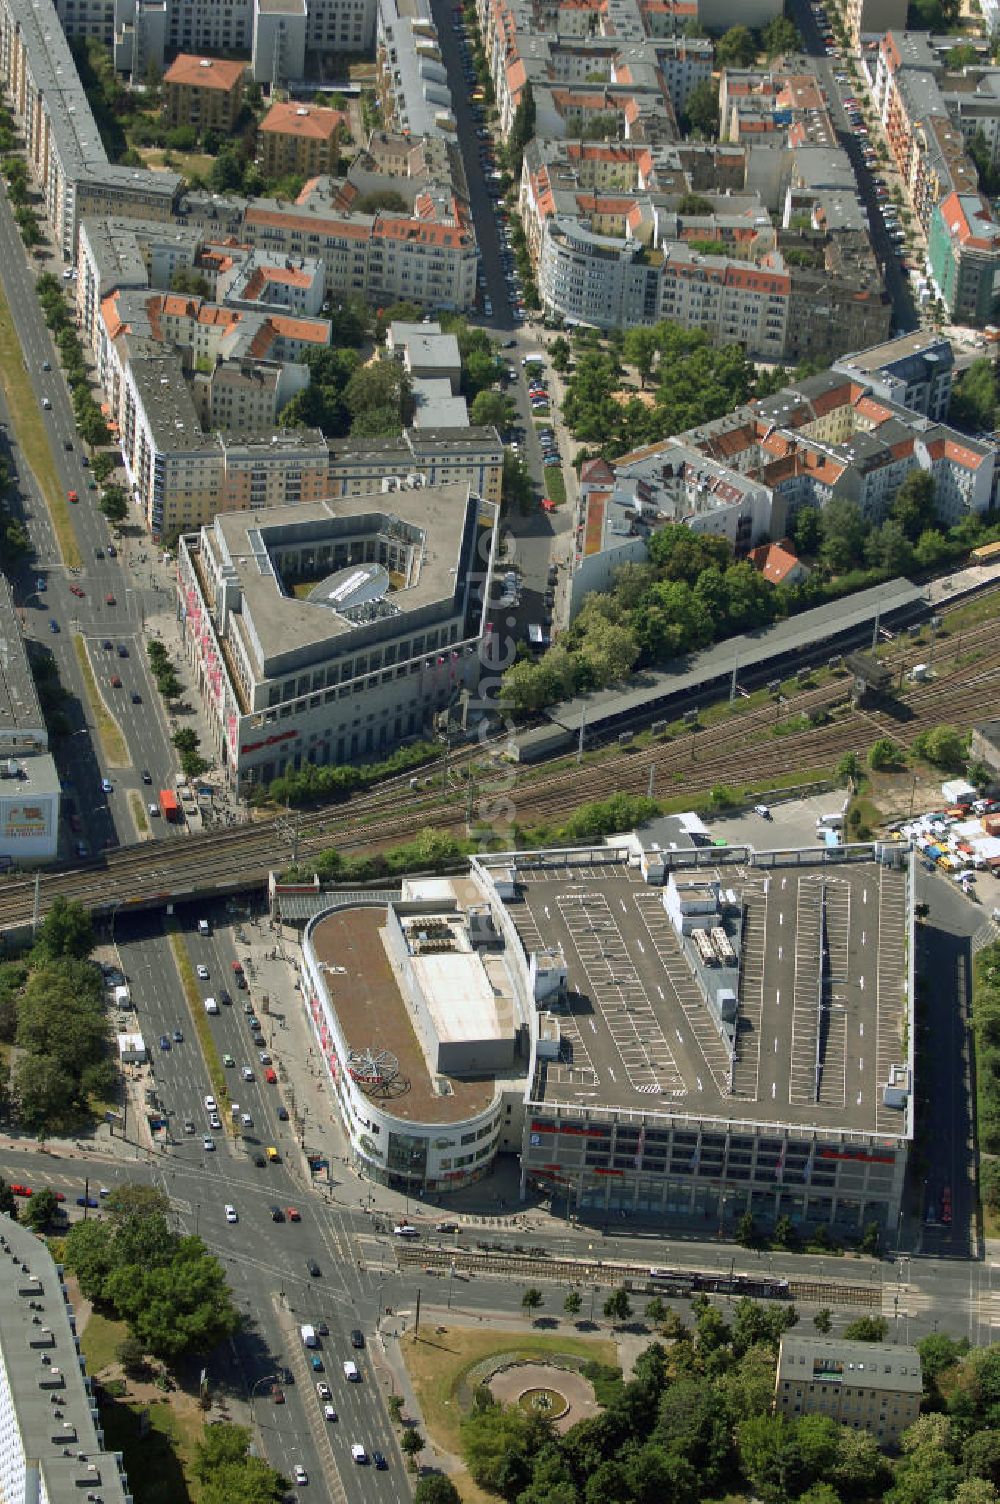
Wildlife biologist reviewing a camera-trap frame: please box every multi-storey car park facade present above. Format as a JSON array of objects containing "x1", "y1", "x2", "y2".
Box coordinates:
[
  {"x1": 177, "y1": 485, "x2": 498, "y2": 790},
  {"x1": 300, "y1": 840, "x2": 915, "y2": 1232}
]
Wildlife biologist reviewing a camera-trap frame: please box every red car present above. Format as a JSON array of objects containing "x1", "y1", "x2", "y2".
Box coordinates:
[
  {"x1": 286, "y1": 1207, "x2": 301, "y2": 1221},
  {"x1": 11, "y1": 1184, "x2": 31, "y2": 1197},
  {"x1": 67, "y1": 490, "x2": 78, "y2": 504},
  {"x1": 69, "y1": 584, "x2": 85, "y2": 598},
  {"x1": 110, "y1": 675, "x2": 122, "y2": 688},
  {"x1": 540, "y1": 498, "x2": 556, "y2": 512},
  {"x1": 232, "y1": 960, "x2": 244, "y2": 975},
  {"x1": 264, "y1": 1067, "x2": 277, "y2": 1084},
  {"x1": 105, "y1": 594, "x2": 116, "y2": 606}
]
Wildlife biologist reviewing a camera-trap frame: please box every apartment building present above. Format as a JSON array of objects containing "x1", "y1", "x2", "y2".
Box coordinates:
[
  {"x1": 845, "y1": 0, "x2": 908, "y2": 46},
  {"x1": 929, "y1": 191, "x2": 1000, "y2": 325},
  {"x1": 0, "y1": 1217, "x2": 132, "y2": 1501},
  {"x1": 177, "y1": 486, "x2": 498, "y2": 789},
  {"x1": 52, "y1": 0, "x2": 115, "y2": 43},
  {"x1": 0, "y1": 0, "x2": 180, "y2": 258},
  {"x1": 874, "y1": 31, "x2": 1000, "y2": 322},
  {"x1": 163, "y1": 54, "x2": 246, "y2": 132},
  {"x1": 570, "y1": 337, "x2": 994, "y2": 611},
  {"x1": 327, "y1": 426, "x2": 503, "y2": 506},
  {"x1": 215, "y1": 249, "x2": 326, "y2": 316},
  {"x1": 258, "y1": 100, "x2": 346, "y2": 179},
  {"x1": 115, "y1": 0, "x2": 375, "y2": 77},
  {"x1": 377, "y1": 0, "x2": 455, "y2": 138},
  {"x1": 775, "y1": 1336, "x2": 922, "y2": 1447},
  {"x1": 832, "y1": 330, "x2": 954, "y2": 421}
]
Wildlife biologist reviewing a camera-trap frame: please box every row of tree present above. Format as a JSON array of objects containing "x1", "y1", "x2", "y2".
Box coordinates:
[
  {"x1": 148, "y1": 640, "x2": 181, "y2": 700},
  {"x1": 0, "y1": 899, "x2": 117, "y2": 1132},
  {"x1": 263, "y1": 739, "x2": 436, "y2": 807},
  {"x1": 63, "y1": 1183, "x2": 240, "y2": 1362},
  {"x1": 36, "y1": 274, "x2": 110, "y2": 448},
  {"x1": 973, "y1": 939, "x2": 1000, "y2": 1200}
]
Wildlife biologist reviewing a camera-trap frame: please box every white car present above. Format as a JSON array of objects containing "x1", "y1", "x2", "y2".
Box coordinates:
[
  {"x1": 241, "y1": 1066, "x2": 254, "y2": 1082},
  {"x1": 204, "y1": 1095, "x2": 216, "y2": 1111},
  {"x1": 293, "y1": 1465, "x2": 308, "y2": 1485},
  {"x1": 316, "y1": 1381, "x2": 332, "y2": 1400},
  {"x1": 323, "y1": 1403, "x2": 338, "y2": 1421},
  {"x1": 196, "y1": 964, "x2": 210, "y2": 980},
  {"x1": 241, "y1": 1112, "x2": 253, "y2": 1128},
  {"x1": 203, "y1": 1136, "x2": 215, "y2": 1151},
  {"x1": 225, "y1": 1204, "x2": 237, "y2": 1223}
]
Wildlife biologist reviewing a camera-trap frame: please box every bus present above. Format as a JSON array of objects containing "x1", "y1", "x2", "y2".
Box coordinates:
[{"x1": 972, "y1": 539, "x2": 1000, "y2": 564}]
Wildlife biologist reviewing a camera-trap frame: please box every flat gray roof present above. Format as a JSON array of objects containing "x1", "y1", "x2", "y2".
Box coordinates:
[
  {"x1": 507, "y1": 853, "x2": 911, "y2": 1137},
  {"x1": 207, "y1": 485, "x2": 475, "y2": 669},
  {"x1": 778, "y1": 1335, "x2": 922, "y2": 1393},
  {"x1": 0, "y1": 1216, "x2": 129, "y2": 1501},
  {"x1": 0, "y1": 577, "x2": 47, "y2": 742},
  {"x1": 834, "y1": 331, "x2": 952, "y2": 375},
  {"x1": 548, "y1": 578, "x2": 925, "y2": 733}
]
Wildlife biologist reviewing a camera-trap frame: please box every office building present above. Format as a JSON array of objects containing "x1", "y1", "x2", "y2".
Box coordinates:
[
  {"x1": 0, "y1": 578, "x2": 59, "y2": 863},
  {"x1": 177, "y1": 485, "x2": 499, "y2": 788}
]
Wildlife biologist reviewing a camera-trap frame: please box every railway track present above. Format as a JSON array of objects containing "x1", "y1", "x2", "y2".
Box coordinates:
[
  {"x1": 395, "y1": 1245, "x2": 881, "y2": 1307},
  {"x1": 0, "y1": 596, "x2": 994, "y2": 929}
]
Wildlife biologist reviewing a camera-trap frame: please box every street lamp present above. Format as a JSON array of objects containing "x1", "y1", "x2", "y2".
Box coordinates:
[{"x1": 248, "y1": 1373, "x2": 278, "y2": 1432}]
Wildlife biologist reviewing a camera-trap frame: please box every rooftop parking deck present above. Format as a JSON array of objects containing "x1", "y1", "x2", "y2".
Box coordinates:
[{"x1": 507, "y1": 854, "x2": 910, "y2": 1136}]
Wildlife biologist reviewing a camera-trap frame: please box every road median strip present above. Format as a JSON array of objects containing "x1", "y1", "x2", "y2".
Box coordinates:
[
  {"x1": 127, "y1": 790, "x2": 150, "y2": 839},
  {"x1": 0, "y1": 275, "x2": 81, "y2": 569},
  {"x1": 72, "y1": 634, "x2": 130, "y2": 769},
  {"x1": 166, "y1": 929, "x2": 232, "y2": 1131}
]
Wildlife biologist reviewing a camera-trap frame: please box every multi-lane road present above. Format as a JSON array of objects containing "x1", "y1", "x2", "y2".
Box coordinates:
[
  {"x1": 0, "y1": 182, "x2": 181, "y2": 858},
  {"x1": 106, "y1": 905, "x2": 408, "y2": 1503}
]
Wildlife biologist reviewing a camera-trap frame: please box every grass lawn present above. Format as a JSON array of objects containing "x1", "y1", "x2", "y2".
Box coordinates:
[
  {"x1": 543, "y1": 465, "x2": 566, "y2": 505},
  {"x1": 939, "y1": 589, "x2": 1000, "y2": 633},
  {"x1": 72, "y1": 634, "x2": 130, "y2": 768},
  {"x1": 136, "y1": 147, "x2": 217, "y2": 180},
  {"x1": 0, "y1": 276, "x2": 81, "y2": 569},
  {"x1": 98, "y1": 1394, "x2": 203, "y2": 1504},
  {"x1": 80, "y1": 1309, "x2": 129, "y2": 1374},
  {"x1": 401, "y1": 1324, "x2": 617, "y2": 1461}
]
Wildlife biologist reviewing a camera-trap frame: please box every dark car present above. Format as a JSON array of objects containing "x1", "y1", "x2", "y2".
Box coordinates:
[
  {"x1": 235, "y1": 971, "x2": 248, "y2": 990},
  {"x1": 350, "y1": 1329, "x2": 365, "y2": 1349},
  {"x1": 102, "y1": 639, "x2": 113, "y2": 650},
  {"x1": 141, "y1": 769, "x2": 152, "y2": 783},
  {"x1": 76, "y1": 1195, "x2": 98, "y2": 1208},
  {"x1": 277, "y1": 1105, "x2": 289, "y2": 1120},
  {"x1": 253, "y1": 1154, "x2": 266, "y2": 1167},
  {"x1": 307, "y1": 1259, "x2": 321, "y2": 1277},
  {"x1": 116, "y1": 644, "x2": 128, "y2": 658},
  {"x1": 270, "y1": 1205, "x2": 284, "y2": 1221},
  {"x1": 373, "y1": 1452, "x2": 388, "y2": 1470},
  {"x1": 317, "y1": 1321, "x2": 329, "y2": 1336},
  {"x1": 219, "y1": 989, "x2": 233, "y2": 1006},
  {"x1": 131, "y1": 692, "x2": 142, "y2": 704}
]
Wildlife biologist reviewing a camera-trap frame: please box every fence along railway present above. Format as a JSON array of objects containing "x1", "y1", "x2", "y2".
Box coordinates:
[{"x1": 0, "y1": 585, "x2": 995, "y2": 931}]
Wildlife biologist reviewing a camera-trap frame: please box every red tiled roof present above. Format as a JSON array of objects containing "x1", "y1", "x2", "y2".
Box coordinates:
[{"x1": 164, "y1": 54, "x2": 245, "y2": 91}]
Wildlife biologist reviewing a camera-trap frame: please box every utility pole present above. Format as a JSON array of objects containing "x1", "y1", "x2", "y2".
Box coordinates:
[
  {"x1": 577, "y1": 706, "x2": 586, "y2": 764},
  {"x1": 871, "y1": 602, "x2": 881, "y2": 654},
  {"x1": 31, "y1": 871, "x2": 40, "y2": 935},
  {"x1": 647, "y1": 763, "x2": 655, "y2": 800},
  {"x1": 730, "y1": 651, "x2": 738, "y2": 704}
]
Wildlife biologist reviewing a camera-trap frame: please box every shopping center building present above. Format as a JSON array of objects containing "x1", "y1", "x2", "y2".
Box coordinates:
[{"x1": 300, "y1": 838, "x2": 915, "y2": 1230}]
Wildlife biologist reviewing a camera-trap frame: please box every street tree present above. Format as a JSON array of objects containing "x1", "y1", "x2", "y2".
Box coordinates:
[
  {"x1": 890, "y1": 470, "x2": 937, "y2": 543},
  {"x1": 24, "y1": 1187, "x2": 58, "y2": 1232},
  {"x1": 716, "y1": 25, "x2": 757, "y2": 67},
  {"x1": 645, "y1": 1296, "x2": 668, "y2": 1326},
  {"x1": 813, "y1": 1308, "x2": 833, "y2": 1335},
  {"x1": 99, "y1": 486, "x2": 128, "y2": 526},
  {"x1": 401, "y1": 1428, "x2": 425, "y2": 1465},
  {"x1": 414, "y1": 1480, "x2": 461, "y2": 1504},
  {"x1": 31, "y1": 897, "x2": 94, "y2": 961},
  {"x1": 603, "y1": 1287, "x2": 633, "y2": 1325},
  {"x1": 11, "y1": 1052, "x2": 76, "y2": 1131},
  {"x1": 869, "y1": 737, "x2": 901, "y2": 771},
  {"x1": 563, "y1": 1290, "x2": 582, "y2": 1318},
  {"x1": 521, "y1": 1287, "x2": 543, "y2": 1315},
  {"x1": 843, "y1": 1315, "x2": 887, "y2": 1342}
]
